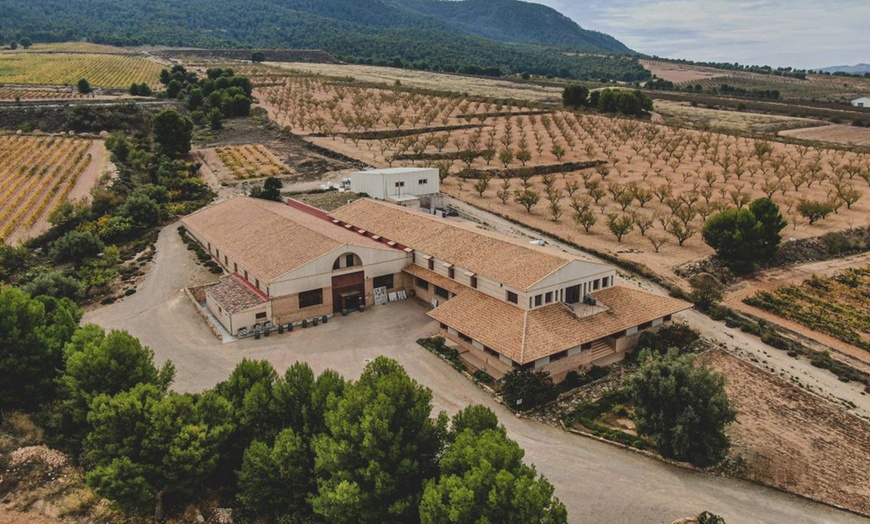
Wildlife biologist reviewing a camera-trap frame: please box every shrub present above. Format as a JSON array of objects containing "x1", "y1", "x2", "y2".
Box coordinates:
[
  {"x1": 51, "y1": 230, "x2": 105, "y2": 264},
  {"x1": 500, "y1": 368, "x2": 558, "y2": 411},
  {"x1": 635, "y1": 323, "x2": 700, "y2": 356}
]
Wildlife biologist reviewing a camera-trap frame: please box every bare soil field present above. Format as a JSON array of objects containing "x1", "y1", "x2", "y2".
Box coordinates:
[
  {"x1": 641, "y1": 60, "x2": 728, "y2": 84},
  {"x1": 780, "y1": 124, "x2": 870, "y2": 147},
  {"x1": 705, "y1": 350, "x2": 870, "y2": 515}
]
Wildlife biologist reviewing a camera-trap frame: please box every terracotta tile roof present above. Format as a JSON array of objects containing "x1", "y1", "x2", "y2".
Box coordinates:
[
  {"x1": 428, "y1": 286, "x2": 692, "y2": 364},
  {"x1": 207, "y1": 275, "x2": 267, "y2": 315},
  {"x1": 182, "y1": 197, "x2": 397, "y2": 283},
  {"x1": 331, "y1": 199, "x2": 591, "y2": 291},
  {"x1": 403, "y1": 264, "x2": 465, "y2": 295}
]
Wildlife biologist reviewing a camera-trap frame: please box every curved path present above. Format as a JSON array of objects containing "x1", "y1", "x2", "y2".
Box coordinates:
[{"x1": 84, "y1": 223, "x2": 866, "y2": 524}]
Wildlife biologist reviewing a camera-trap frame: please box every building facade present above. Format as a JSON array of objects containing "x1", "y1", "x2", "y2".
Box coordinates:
[
  {"x1": 183, "y1": 196, "x2": 691, "y2": 379},
  {"x1": 350, "y1": 167, "x2": 439, "y2": 202}
]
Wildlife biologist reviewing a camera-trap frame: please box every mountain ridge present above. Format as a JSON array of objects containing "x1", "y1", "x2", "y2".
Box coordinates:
[{"x1": 0, "y1": 0, "x2": 650, "y2": 81}]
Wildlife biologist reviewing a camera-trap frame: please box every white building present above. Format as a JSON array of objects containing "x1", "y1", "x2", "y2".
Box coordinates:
[
  {"x1": 350, "y1": 167, "x2": 439, "y2": 203},
  {"x1": 852, "y1": 97, "x2": 870, "y2": 108}
]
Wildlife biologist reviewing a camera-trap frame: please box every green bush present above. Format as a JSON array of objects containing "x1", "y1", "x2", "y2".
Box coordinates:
[
  {"x1": 500, "y1": 368, "x2": 558, "y2": 411},
  {"x1": 50, "y1": 230, "x2": 105, "y2": 264}
]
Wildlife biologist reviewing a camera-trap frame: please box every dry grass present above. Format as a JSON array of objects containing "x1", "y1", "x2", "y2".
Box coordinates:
[
  {"x1": 264, "y1": 62, "x2": 565, "y2": 103},
  {"x1": 654, "y1": 99, "x2": 822, "y2": 134},
  {"x1": 21, "y1": 42, "x2": 134, "y2": 54}
]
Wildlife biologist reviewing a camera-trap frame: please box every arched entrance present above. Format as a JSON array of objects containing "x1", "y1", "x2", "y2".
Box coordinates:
[{"x1": 332, "y1": 253, "x2": 365, "y2": 313}]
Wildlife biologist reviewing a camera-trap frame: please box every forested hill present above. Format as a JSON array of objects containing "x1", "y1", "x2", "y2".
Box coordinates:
[
  {"x1": 0, "y1": 0, "x2": 649, "y2": 81},
  {"x1": 391, "y1": 0, "x2": 632, "y2": 54}
]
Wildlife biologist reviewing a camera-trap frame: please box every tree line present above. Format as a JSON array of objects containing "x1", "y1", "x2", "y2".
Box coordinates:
[{"x1": 0, "y1": 289, "x2": 567, "y2": 522}]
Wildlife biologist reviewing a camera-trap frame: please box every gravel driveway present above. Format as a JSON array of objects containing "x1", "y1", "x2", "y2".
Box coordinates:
[{"x1": 83, "y1": 222, "x2": 866, "y2": 524}]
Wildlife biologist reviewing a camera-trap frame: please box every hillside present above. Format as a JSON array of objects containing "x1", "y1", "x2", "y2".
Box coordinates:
[
  {"x1": 816, "y1": 64, "x2": 870, "y2": 75},
  {"x1": 0, "y1": 0, "x2": 648, "y2": 81},
  {"x1": 390, "y1": 0, "x2": 633, "y2": 53}
]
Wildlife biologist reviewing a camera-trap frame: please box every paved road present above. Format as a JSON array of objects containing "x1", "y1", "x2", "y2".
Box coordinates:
[{"x1": 84, "y1": 223, "x2": 866, "y2": 524}]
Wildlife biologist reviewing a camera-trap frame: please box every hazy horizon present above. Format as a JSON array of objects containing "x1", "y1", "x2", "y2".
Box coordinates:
[{"x1": 529, "y1": 0, "x2": 869, "y2": 70}]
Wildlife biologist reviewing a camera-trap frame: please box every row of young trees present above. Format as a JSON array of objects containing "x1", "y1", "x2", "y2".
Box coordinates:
[{"x1": 0, "y1": 285, "x2": 566, "y2": 522}]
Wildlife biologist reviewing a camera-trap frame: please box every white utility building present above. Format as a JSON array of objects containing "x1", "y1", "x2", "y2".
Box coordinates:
[
  {"x1": 350, "y1": 167, "x2": 439, "y2": 203},
  {"x1": 852, "y1": 97, "x2": 870, "y2": 108}
]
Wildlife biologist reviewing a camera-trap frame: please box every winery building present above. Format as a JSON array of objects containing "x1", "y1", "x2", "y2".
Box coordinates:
[{"x1": 182, "y1": 196, "x2": 691, "y2": 379}]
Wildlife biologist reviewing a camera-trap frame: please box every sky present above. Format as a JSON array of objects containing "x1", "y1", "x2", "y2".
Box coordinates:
[{"x1": 528, "y1": 0, "x2": 870, "y2": 70}]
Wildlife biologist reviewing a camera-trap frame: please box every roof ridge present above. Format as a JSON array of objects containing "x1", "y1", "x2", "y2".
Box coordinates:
[{"x1": 520, "y1": 309, "x2": 530, "y2": 364}]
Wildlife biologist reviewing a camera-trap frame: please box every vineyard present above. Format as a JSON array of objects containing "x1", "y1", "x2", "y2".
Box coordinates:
[
  {"x1": 0, "y1": 86, "x2": 93, "y2": 101},
  {"x1": 0, "y1": 53, "x2": 163, "y2": 88},
  {"x1": 255, "y1": 73, "x2": 870, "y2": 280},
  {"x1": 744, "y1": 266, "x2": 870, "y2": 351},
  {"x1": 212, "y1": 144, "x2": 290, "y2": 179},
  {"x1": 0, "y1": 135, "x2": 98, "y2": 243}
]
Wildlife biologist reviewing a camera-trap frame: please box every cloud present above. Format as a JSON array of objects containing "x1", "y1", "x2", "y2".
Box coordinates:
[{"x1": 528, "y1": 0, "x2": 870, "y2": 69}]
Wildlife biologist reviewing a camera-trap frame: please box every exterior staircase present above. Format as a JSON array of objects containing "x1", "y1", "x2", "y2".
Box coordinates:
[{"x1": 588, "y1": 340, "x2": 614, "y2": 363}]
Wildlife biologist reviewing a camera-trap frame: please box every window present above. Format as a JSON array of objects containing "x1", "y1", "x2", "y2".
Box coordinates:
[
  {"x1": 507, "y1": 291, "x2": 518, "y2": 304},
  {"x1": 448, "y1": 266, "x2": 455, "y2": 279},
  {"x1": 428, "y1": 258, "x2": 434, "y2": 271},
  {"x1": 244, "y1": 270, "x2": 249, "y2": 281},
  {"x1": 224, "y1": 255, "x2": 228, "y2": 265},
  {"x1": 418, "y1": 178, "x2": 428, "y2": 185},
  {"x1": 459, "y1": 332, "x2": 472, "y2": 343},
  {"x1": 470, "y1": 276, "x2": 478, "y2": 289},
  {"x1": 255, "y1": 279, "x2": 260, "y2": 290},
  {"x1": 435, "y1": 286, "x2": 449, "y2": 299},
  {"x1": 593, "y1": 279, "x2": 600, "y2": 290},
  {"x1": 395, "y1": 181, "x2": 405, "y2": 187},
  {"x1": 234, "y1": 263, "x2": 238, "y2": 273},
  {"x1": 255, "y1": 312, "x2": 267, "y2": 320},
  {"x1": 416, "y1": 277, "x2": 429, "y2": 291},
  {"x1": 299, "y1": 288, "x2": 323, "y2": 308},
  {"x1": 373, "y1": 274, "x2": 394, "y2": 290},
  {"x1": 534, "y1": 295, "x2": 542, "y2": 307},
  {"x1": 333, "y1": 253, "x2": 361, "y2": 270},
  {"x1": 545, "y1": 291, "x2": 553, "y2": 303}
]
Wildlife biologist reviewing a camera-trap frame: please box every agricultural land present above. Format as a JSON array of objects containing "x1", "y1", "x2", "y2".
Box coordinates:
[
  {"x1": 0, "y1": 134, "x2": 106, "y2": 244},
  {"x1": 744, "y1": 266, "x2": 870, "y2": 352},
  {"x1": 0, "y1": 52, "x2": 163, "y2": 89},
  {"x1": 252, "y1": 68, "x2": 870, "y2": 284},
  {"x1": 1, "y1": 40, "x2": 870, "y2": 523}
]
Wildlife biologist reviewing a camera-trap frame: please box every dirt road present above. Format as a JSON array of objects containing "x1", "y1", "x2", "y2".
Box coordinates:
[{"x1": 83, "y1": 223, "x2": 867, "y2": 523}]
